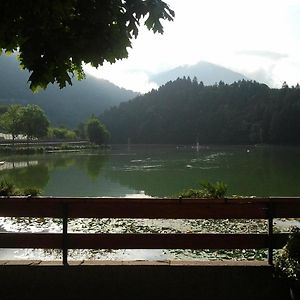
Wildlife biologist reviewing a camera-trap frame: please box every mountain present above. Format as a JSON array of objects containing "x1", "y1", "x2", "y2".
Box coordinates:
[
  {"x1": 150, "y1": 61, "x2": 250, "y2": 86},
  {"x1": 0, "y1": 55, "x2": 138, "y2": 127}
]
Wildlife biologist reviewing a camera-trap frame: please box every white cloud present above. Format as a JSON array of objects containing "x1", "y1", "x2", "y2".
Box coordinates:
[
  {"x1": 84, "y1": 64, "x2": 158, "y2": 93},
  {"x1": 236, "y1": 50, "x2": 288, "y2": 61},
  {"x1": 85, "y1": 0, "x2": 300, "y2": 92}
]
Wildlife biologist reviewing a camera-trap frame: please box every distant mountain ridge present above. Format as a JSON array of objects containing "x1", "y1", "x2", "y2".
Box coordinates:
[
  {"x1": 0, "y1": 56, "x2": 252, "y2": 128},
  {"x1": 150, "y1": 61, "x2": 250, "y2": 86},
  {"x1": 0, "y1": 55, "x2": 138, "y2": 127}
]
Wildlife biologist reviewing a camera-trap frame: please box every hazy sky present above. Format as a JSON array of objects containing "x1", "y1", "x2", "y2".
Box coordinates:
[{"x1": 85, "y1": 0, "x2": 300, "y2": 92}]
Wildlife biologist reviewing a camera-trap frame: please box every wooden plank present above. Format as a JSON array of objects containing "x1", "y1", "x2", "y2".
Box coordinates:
[
  {"x1": 67, "y1": 233, "x2": 269, "y2": 249},
  {"x1": 68, "y1": 233, "x2": 290, "y2": 249},
  {"x1": 0, "y1": 233, "x2": 62, "y2": 248},
  {"x1": 0, "y1": 197, "x2": 269, "y2": 219},
  {"x1": 0, "y1": 197, "x2": 299, "y2": 219},
  {"x1": 271, "y1": 202, "x2": 300, "y2": 218},
  {"x1": 0, "y1": 232, "x2": 289, "y2": 250},
  {"x1": 68, "y1": 201, "x2": 269, "y2": 219},
  {"x1": 0, "y1": 198, "x2": 64, "y2": 218}
]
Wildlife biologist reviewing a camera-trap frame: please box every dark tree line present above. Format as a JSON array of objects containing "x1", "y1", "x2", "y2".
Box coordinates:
[{"x1": 101, "y1": 78, "x2": 300, "y2": 145}]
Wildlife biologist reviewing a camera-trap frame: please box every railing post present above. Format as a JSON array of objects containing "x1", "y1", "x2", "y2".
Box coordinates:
[
  {"x1": 268, "y1": 203, "x2": 273, "y2": 265},
  {"x1": 62, "y1": 203, "x2": 69, "y2": 266}
]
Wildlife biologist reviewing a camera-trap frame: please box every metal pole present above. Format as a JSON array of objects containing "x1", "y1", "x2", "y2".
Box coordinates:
[
  {"x1": 62, "y1": 203, "x2": 68, "y2": 266},
  {"x1": 268, "y1": 203, "x2": 273, "y2": 265}
]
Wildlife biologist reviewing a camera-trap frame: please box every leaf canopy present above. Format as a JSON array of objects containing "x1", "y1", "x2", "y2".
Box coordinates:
[{"x1": 0, "y1": 0, "x2": 174, "y2": 90}]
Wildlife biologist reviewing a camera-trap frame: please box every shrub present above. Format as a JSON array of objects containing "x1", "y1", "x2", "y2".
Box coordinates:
[
  {"x1": 0, "y1": 178, "x2": 16, "y2": 196},
  {"x1": 0, "y1": 178, "x2": 41, "y2": 196},
  {"x1": 179, "y1": 181, "x2": 227, "y2": 199}
]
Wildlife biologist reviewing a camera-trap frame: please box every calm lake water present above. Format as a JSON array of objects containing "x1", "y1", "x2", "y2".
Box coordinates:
[
  {"x1": 1, "y1": 144, "x2": 300, "y2": 197},
  {"x1": 1, "y1": 144, "x2": 299, "y2": 261}
]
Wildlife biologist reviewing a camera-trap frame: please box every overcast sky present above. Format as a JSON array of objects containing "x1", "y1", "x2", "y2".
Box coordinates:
[{"x1": 84, "y1": 0, "x2": 300, "y2": 93}]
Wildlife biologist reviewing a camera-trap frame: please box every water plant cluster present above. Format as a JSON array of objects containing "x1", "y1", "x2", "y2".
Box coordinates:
[
  {"x1": 179, "y1": 181, "x2": 227, "y2": 198},
  {"x1": 0, "y1": 178, "x2": 40, "y2": 196},
  {"x1": 2, "y1": 214, "x2": 269, "y2": 261}
]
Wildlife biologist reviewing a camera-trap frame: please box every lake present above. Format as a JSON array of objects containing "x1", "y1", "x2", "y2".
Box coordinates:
[
  {"x1": 1, "y1": 145, "x2": 299, "y2": 261},
  {"x1": 1, "y1": 144, "x2": 300, "y2": 197}
]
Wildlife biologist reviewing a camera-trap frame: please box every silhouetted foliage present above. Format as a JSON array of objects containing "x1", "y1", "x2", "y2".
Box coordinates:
[
  {"x1": 101, "y1": 79, "x2": 300, "y2": 145},
  {"x1": 0, "y1": 0, "x2": 174, "y2": 90},
  {"x1": 179, "y1": 181, "x2": 227, "y2": 198}
]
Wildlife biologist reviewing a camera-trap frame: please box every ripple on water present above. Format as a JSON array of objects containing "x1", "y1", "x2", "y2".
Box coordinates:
[{"x1": 124, "y1": 165, "x2": 162, "y2": 171}]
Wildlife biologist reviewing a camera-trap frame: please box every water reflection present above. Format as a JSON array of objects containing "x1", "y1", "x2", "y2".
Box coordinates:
[
  {"x1": 47, "y1": 156, "x2": 76, "y2": 170},
  {"x1": 0, "y1": 160, "x2": 38, "y2": 171},
  {"x1": 0, "y1": 161, "x2": 49, "y2": 190},
  {"x1": 0, "y1": 153, "x2": 113, "y2": 195},
  {"x1": 1, "y1": 145, "x2": 300, "y2": 197},
  {"x1": 104, "y1": 145, "x2": 300, "y2": 197},
  {"x1": 85, "y1": 154, "x2": 107, "y2": 180}
]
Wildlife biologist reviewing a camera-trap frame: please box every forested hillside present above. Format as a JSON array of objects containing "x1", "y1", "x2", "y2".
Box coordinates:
[
  {"x1": 0, "y1": 55, "x2": 137, "y2": 127},
  {"x1": 101, "y1": 78, "x2": 300, "y2": 145}
]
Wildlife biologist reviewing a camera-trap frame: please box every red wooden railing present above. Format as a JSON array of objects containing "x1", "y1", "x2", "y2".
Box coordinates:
[{"x1": 0, "y1": 197, "x2": 299, "y2": 265}]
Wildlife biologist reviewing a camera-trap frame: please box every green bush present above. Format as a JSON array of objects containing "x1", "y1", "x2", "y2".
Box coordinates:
[
  {"x1": 179, "y1": 181, "x2": 227, "y2": 199},
  {"x1": 48, "y1": 127, "x2": 77, "y2": 140},
  {"x1": 0, "y1": 178, "x2": 16, "y2": 196},
  {"x1": 0, "y1": 178, "x2": 41, "y2": 196}
]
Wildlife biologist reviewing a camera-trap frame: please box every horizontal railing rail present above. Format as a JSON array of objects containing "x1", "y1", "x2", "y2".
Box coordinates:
[{"x1": 0, "y1": 197, "x2": 299, "y2": 265}]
